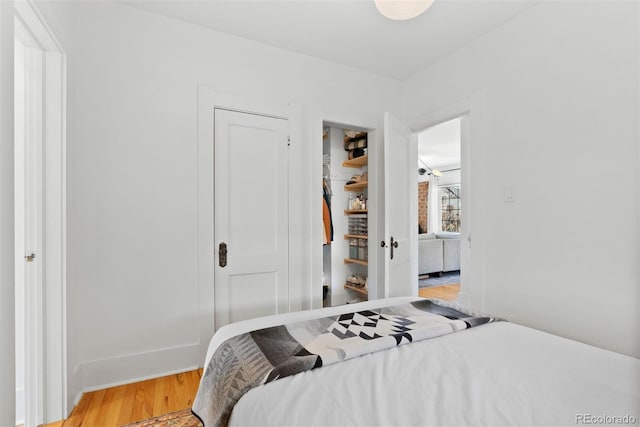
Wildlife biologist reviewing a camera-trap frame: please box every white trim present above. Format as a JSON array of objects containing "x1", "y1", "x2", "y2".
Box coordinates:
[
  {"x1": 288, "y1": 105, "x2": 303, "y2": 313},
  {"x1": 197, "y1": 85, "x2": 302, "y2": 361},
  {"x1": 14, "y1": 0, "x2": 67, "y2": 423},
  {"x1": 79, "y1": 344, "x2": 202, "y2": 393},
  {"x1": 407, "y1": 93, "x2": 486, "y2": 310},
  {"x1": 14, "y1": 2, "x2": 61, "y2": 52},
  {"x1": 309, "y1": 105, "x2": 324, "y2": 310},
  {"x1": 16, "y1": 388, "x2": 25, "y2": 426},
  {"x1": 43, "y1": 47, "x2": 67, "y2": 423}
]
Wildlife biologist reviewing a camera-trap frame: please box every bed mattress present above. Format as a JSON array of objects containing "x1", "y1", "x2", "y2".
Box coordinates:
[{"x1": 195, "y1": 297, "x2": 639, "y2": 426}]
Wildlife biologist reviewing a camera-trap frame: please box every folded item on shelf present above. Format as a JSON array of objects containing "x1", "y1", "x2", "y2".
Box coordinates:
[
  {"x1": 344, "y1": 130, "x2": 367, "y2": 141},
  {"x1": 346, "y1": 172, "x2": 368, "y2": 185},
  {"x1": 348, "y1": 148, "x2": 366, "y2": 159},
  {"x1": 346, "y1": 175, "x2": 361, "y2": 185},
  {"x1": 344, "y1": 138, "x2": 367, "y2": 151},
  {"x1": 346, "y1": 274, "x2": 367, "y2": 288}
]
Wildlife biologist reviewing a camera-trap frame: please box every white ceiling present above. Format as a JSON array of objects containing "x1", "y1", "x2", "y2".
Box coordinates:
[
  {"x1": 118, "y1": 0, "x2": 535, "y2": 80},
  {"x1": 418, "y1": 117, "x2": 460, "y2": 170}
]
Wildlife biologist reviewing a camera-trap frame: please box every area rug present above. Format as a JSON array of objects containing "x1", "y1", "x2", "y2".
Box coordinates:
[
  {"x1": 123, "y1": 409, "x2": 202, "y2": 427},
  {"x1": 419, "y1": 271, "x2": 460, "y2": 288}
]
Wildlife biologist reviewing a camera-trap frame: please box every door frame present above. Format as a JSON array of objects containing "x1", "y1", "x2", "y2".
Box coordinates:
[
  {"x1": 197, "y1": 86, "x2": 301, "y2": 357},
  {"x1": 14, "y1": 0, "x2": 67, "y2": 423},
  {"x1": 406, "y1": 93, "x2": 485, "y2": 309}
]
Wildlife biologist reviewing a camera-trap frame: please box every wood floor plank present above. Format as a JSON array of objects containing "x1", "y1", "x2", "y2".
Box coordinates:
[
  {"x1": 95, "y1": 385, "x2": 126, "y2": 426},
  {"x1": 59, "y1": 389, "x2": 94, "y2": 427},
  {"x1": 130, "y1": 378, "x2": 156, "y2": 423},
  {"x1": 163, "y1": 374, "x2": 177, "y2": 415},
  {"x1": 79, "y1": 389, "x2": 107, "y2": 427},
  {"x1": 418, "y1": 283, "x2": 460, "y2": 301},
  {"x1": 116, "y1": 381, "x2": 137, "y2": 425},
  {"x1": 184, "y1": 370, "x2": 203, "y2": 407},
  {"x1": 152, "y1": 373, "x2": 169, "y2": 417}
]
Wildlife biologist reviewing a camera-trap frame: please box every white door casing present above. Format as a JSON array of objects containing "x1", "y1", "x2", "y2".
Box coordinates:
[
  {"x1": 406, "y1": 93, "x2": 484, "y2": 309},
  {"x1": 197, "y1": 88, "x2": 301, "y2": 362},
  {"x1": 383, "y1": 112, "x2": 418, "y2": 298},
  {"x1": 459, "y1": 114, "x2": 472, "y2": 307},
  {"x1": 213, "y1": 109, "x2": 290, "y2": 329}
]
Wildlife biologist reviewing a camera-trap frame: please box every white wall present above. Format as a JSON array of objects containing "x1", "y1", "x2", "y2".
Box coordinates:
[
  {"x1": 62, "y1": 0, "x2": 401, "y2": 397},
  {"x1": 402, "y1": 1, "x2": 639, "y2": 357}
]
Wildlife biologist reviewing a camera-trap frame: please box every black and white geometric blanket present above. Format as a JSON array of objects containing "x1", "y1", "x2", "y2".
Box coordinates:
[{"x1": 192, "y1": 299, "x2": 498, "y2": 427}]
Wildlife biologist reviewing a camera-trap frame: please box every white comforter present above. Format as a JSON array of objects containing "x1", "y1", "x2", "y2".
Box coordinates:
[{"x1": 202, "y1": 298, "x2": 639, "y2": 426}]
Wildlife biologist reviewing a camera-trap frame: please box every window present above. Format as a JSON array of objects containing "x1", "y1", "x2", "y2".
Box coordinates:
[{"x1": 440, "y1": 185, "x2": 460, "y2": 232}]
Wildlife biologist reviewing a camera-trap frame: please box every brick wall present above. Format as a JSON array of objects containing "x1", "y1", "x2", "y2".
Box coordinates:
[{"x1": 418, "y1": 182, "x2": 429, "y2": 233}]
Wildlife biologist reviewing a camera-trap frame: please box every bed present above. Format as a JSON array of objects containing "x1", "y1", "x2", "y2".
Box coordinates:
[{"x1": 192, "y1": 297, "x2": 639, "y2": 426}]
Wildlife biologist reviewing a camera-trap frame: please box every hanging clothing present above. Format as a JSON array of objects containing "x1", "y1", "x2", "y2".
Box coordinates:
[
  {"x1": 322, "y1": 197, "x2": 330, "y2": 245},
  {"x1": 322, "y1": 179, "x2": 334, "y2": 244}
]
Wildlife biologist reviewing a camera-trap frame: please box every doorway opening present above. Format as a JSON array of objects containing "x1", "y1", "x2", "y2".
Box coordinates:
[
  {"x1": 415, "y1": 117, "x2": 463, "y2": 301},
  {"x1": 14, "y1": 1, "x2": 67, "y2": 424},
  {"x1": 322, "y1": 123, "x2": 374, "y2": 307}
]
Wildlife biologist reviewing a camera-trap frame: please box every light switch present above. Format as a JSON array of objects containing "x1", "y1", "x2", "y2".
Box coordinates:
[{"x1": 503, "y1": 186, "x2": 516, "y2": 203}]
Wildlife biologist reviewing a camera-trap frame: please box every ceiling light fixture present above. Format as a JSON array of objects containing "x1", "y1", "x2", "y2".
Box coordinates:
[
  {"x1": 418, "y1": 158, "x2": 442, "y2": 177},
  {"x1": 375, "y1": 0, "x2": 434, "y2": 20}
]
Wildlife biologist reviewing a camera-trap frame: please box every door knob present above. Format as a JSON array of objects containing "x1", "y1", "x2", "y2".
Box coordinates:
[{"x1": 24, "y1": 252, "x2": 36, "y2": 262}]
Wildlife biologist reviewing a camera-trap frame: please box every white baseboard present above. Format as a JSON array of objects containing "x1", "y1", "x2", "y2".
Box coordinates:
[{"x1": 80, "y1": 343, "x2": 203, "y2": 393}]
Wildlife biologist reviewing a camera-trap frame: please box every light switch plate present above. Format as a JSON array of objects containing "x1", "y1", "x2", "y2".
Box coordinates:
[{"x1": 504, "y1": 185, "x2": 516, "y2": 202}]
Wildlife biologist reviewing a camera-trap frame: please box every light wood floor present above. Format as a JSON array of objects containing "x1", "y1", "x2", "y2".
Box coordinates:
[
  {"x1": 418, "y1": 283, "x2": 460, "y2": 301},
  {"x1": 44, "y1": 369, "x2": 203, "y2": 427}
]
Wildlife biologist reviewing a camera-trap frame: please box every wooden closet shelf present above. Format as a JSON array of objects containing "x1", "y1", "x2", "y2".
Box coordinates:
[
  {"x1": 342, "y1": 155, "x2": 368, "y2": 168},
  {"x1": 344, "y1": 284, "x2": 368, "y2": 296},
  {"x1": 344, "y1": 181, "x2": 368, "y2": 191},
  {"x1": 344, "y1": 234, "x2": 368, "y2": 240},
  {"x1": 344, "y1": 258, "x2": 368, "y2": 266},
  {"x1": 344, "y1": 209, "x2": 368, "y2": 215}
]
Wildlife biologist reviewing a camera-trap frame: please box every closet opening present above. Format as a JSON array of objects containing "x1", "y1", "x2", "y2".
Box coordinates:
[{"x1": 322, "y1": 122, "x2": 375, "y2": 307}]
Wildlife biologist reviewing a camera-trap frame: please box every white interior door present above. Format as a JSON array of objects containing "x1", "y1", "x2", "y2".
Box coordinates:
[
  {"x1": 383, "y1": 112, "x2": 418, "y2": 298},
  {"x1": 214, "y1": 109, "x2": 289, "y2": 329}
]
